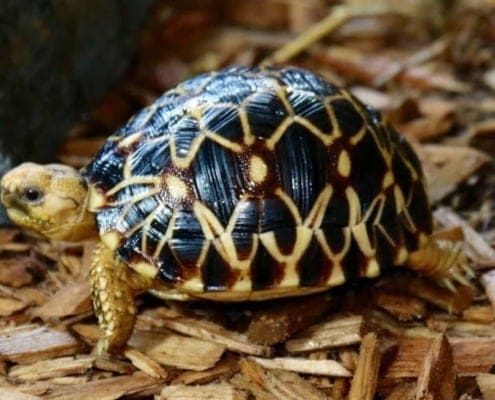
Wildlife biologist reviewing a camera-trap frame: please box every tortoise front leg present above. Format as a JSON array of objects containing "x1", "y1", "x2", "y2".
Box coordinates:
[{"x1": 89, "y1": 242, "x2": 153, "y2": 355}]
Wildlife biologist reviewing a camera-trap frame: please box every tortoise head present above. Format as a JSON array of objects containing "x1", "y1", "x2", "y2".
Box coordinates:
[{"x1": 0, "y1": 163, "x2": 97, "y2": 241}]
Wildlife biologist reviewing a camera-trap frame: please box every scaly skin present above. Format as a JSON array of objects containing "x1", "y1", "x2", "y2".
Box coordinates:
[
  {"x1": 90, "y1": 242, "x2": 153, "y2": 354},
  {"x1": 0, "y1": 162, "x2": 153, "y2": 354}
]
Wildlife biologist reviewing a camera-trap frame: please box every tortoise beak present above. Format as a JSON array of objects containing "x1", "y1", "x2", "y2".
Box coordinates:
[{"x1": 0, "y1": 186, "x2": 15, "y2": 207}]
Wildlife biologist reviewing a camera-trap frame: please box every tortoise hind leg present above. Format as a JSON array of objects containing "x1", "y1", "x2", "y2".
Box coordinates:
[
  {"x1": 89, "y1": 242, "x2": 153, "y2": 355},
  {"x1": 406, "y1": 238, "x2": 474, "y2": 291}
]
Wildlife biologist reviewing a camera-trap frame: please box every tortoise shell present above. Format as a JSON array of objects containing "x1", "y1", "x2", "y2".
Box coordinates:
[{"x1": 83, "y1": 66, "x2": 432, "y2": 300}]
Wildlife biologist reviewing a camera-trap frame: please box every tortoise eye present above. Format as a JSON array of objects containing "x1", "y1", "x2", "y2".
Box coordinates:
[{"x1": 21, "y1": 187, "x2": 44, "y2": 204}]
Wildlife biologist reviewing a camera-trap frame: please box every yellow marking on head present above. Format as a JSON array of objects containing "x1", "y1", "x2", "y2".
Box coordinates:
[
  {"x1": 382, "y1": 171, "x2": 394, "y2": 189},
  {"x1": 249, "y1": 155, "x2": 268, "y2": 183},
  {"x1": 337, "y1": 150, "x2": 351, "y2": 178},
  {"x1": 193, "y1": 201, "x2": 225, "y2": 240},
  {"x1": 345, "y1": 186, "x2": 362, "y2": 226},
  {"x1": 304, "y1": 185, "x2": 333, "y2": 229},
  {"x1": 101, "y1": 231, "x2": 121, "y2": 250},
  {"x1": 351, "y1": 222, "x2": 375, "y2": 257},
  {"x1": 131, "y1": 262, "x2": 158, "y2": 279},
  {"x1": 166, "y1": 175, "x2": 189, "y2": 200},
  {"x1": 275, "y1": 188, "x2": 302, "y2": 225}
]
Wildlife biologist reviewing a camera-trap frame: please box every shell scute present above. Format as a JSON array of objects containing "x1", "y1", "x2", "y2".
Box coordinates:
[{"x1": 82, "y1": 66, "x2": 432, "y2": 299}]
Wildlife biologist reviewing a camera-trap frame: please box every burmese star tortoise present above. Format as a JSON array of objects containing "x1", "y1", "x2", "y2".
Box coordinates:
[{"x1": 0, "y1": 66, "x2": 467, "y2": 354}]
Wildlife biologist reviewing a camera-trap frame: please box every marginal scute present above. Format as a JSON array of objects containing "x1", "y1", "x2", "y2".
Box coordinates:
[{"x1": 81, "y1": 65, "x2": 432, "y2": 297}]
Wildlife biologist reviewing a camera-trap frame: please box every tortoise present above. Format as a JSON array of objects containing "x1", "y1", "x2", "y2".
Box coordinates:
[{"x1": 0, "y1": 66, "x2": 467, "y2": 354}]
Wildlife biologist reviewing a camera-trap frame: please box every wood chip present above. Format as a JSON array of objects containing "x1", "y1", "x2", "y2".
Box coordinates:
[
  {"x1": 285, "y1": 314, "x2": 366, "y2": 353},
  {"x1": 435, "y1": 206, "x2": 495, "y2": 265},
  {"x1": 418, "y1": 145, "x2": 491, "y2": 203},
  {"x1": 247, "y1": 293, "x2": 332, "y2": 345},
  {"x1": 239, "y1": 358, "x2": 327, "y2": 400},
  {"x1": 31, "y1": 282, "x2": 91, "y2": 320},
  {"x1": 476, "y1": 373, "x2": 495, "y2": 399},
  {"x1": 0, "y1": 325, "x2": 80, "y2": 364},
  {"x1": 481, "y1": 270, "x2": 495, "y2": 316},
  {"x1": 462, "y1": 305, "x2": 494, "y2": 323},
  {"x1": 123, "y1": 347, "x2": 167, "y2": 378},
  {"x1": 157, "y1": 382, "x2": 248, "y2": 400},
  {"x1": 250, "y1": 356, "x2": 351, "y2": 377},
  {"x1": 172, "y1": 355, "x2": 239, "y2": 385},
  {"x1": 348, "y1": 333, "x2": 381, "y2": 400},
  {"x1": 43, "y1": 371, "x2": 163, "y2": 400},
  {"x1": 384, "y1": 336, "x2": 495, "y2": 378},
  {"x1": 374, "y1": 291, "x2": 426, "y2": 321},
  {"x1": 160, "y1": 317, "x2": 272, "y2": 356},
  {"x1": 415, "y1": 335, "x2": 455, "y2": 400},
  {"x1": 129, "y1": 330, "x2": 225, "y2": 371},
  {"x1": 0, "y1": 388, "x2": 42, "y2": 400},
  {"x1": 8, "y1": 355, "x2": 95, "y2": 381},
  {"x1": 0, "y1": 297, "x2": 27, "y2": 316},
  {"x1": 405, "y1": 276, "x2": 473, "y2": 314}
]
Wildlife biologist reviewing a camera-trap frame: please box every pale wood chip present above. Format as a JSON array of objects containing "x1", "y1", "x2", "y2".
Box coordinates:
[
  {"x1": 129, "y1": 330, "x2": 225, "y2": 371},
  {"x1": 8, "y1": 355, "x2": 94, "y2": 381},
  {"x1": 0, "y1": 296, "x2": 27, "y2": 316},
  {"x1": 349, "y1": 333, "x2": 380, "y2": 400},
  {"x1": 157, "y1": 382, "x2": 248, "y2": 400},
  {"x1": 71, "y1": 323, "x2": 99, "y2": 343},
  {"x1": 384, "y1": 336, "x2": 495, "y2": 378},
  {"x1": 285, "y1": 314, "x2": 365, "y2": 353},
  {"x1": 481, "y1": 270, "x2": 495, "y2": 316},
  {"x1": 172, "y1": 355, "x2": 239, "y2": 385},
  {"x1": 230, "y1": 373, "x2": 274, "y2": 400},
  {"x1": 434, "y1": 206, "x2": 495, "y2": 265},
  {"x1": 415, "y1": 335, "x2": 455, "y2": 400},
  {"x1": 417, "y1": 145, "x2": 491, "y2": 203},
  {"x1": 0, "y1": 388, "x2": 42, "y2": 400},
  {"x1": 13, "y1": 287, "x2": 48, "y2": 306},
  {"x1": 31, "y1": 282, "x2": 91, "y2": 320},
  {"x1": 250, "y1": 356, "x2": 351, "y2": 377},
  {"x1": 239, "y1": 359, "x2": 327, "y2": 400},
  {"x1": 48, "y1": 376, "x2": 90, "y2": 385},
  {"x1": 123, "y1": 347, "x2": 168, "y2": 378},
  {"x1": 160, "y1": 317, "x2": 272, "y2": 356},
  {"x1": 43, "y1": 371, "x2": 163, "y2": 400},
  {"x1": 476, "y1": 373, "x2": 495, "y2": 399},
  {"x1": 93, "y1": 356, "x2": 134, "y2": 374},
  {"x1": 462, "y1": 305, "x2": 494, "y2": 323},
  {"x1": 0, "y1": 325, "x2": 80, "y2": 364}
]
